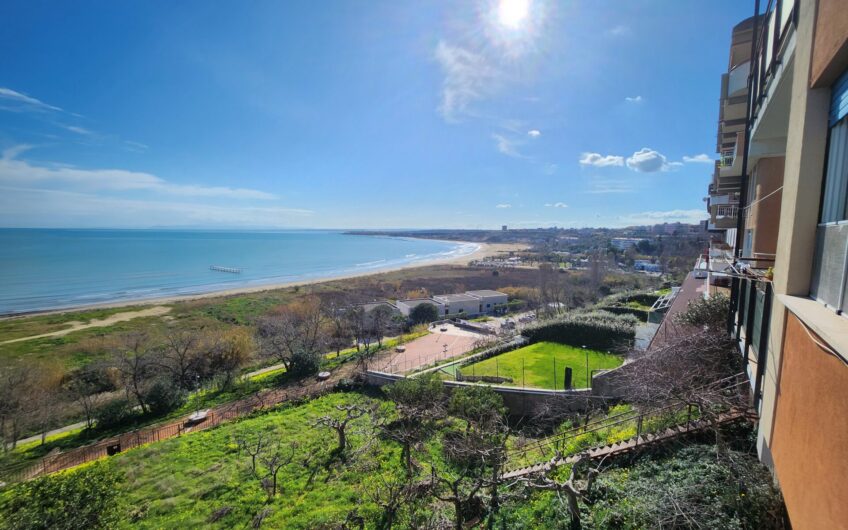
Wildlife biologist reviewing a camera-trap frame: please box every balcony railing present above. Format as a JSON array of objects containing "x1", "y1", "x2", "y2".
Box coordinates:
[
  {"x1": 716, "y1": 205, "x2": 738, "y2": 218},
  {"x1": 728, "y1": 277, "x2": 773, "y2": 412},
  {"x1": 749, "y1": 0, "x2": 796, "y2": 123}
]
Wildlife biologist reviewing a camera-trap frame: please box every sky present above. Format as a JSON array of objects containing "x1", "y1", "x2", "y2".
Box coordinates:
[{"x1": 0, "y1": 0, "x2": 754, "y2": 230}]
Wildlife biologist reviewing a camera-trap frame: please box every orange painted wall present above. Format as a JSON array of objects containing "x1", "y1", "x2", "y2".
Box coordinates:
[
  {"x1": 770, "y1": 312, "x2": 848, "y2": 529},
  {"x1": 811, "y1": 0, "x2": 848, "y2": 87}
]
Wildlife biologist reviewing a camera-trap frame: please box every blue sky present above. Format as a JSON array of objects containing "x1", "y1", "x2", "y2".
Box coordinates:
[{"x1": 0, "y1": 0, "x2": 753, "y2": 229}]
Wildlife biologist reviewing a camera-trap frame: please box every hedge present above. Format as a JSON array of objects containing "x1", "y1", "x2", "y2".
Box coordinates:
[
  {"x1": 597, "y1": 306, "x2": 649, "y2": 322},
  {"x1": 521, "y1": 311, "x2": 637, "y2": 352},
  {"x1": 601, "y1": 291, "x2": 659, "y2": 308}
]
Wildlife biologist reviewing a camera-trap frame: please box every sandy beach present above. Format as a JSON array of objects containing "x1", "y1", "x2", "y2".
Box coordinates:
[{"x1": 3, "y1": 241, "x2": 527, "y2": 318}]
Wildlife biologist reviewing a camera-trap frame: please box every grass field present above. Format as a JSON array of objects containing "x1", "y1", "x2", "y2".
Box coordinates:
[{"x1": 460, "y1": 342, "x2": 623, "y2": 390}]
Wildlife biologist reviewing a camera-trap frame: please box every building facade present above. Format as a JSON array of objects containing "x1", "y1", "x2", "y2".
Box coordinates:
[{"x1": 716, "y1": 2, "x2": 848, "y2": 528}]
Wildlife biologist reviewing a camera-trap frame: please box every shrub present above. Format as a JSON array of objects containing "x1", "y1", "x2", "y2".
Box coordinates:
[
  {"x1": 0, "y1": 462, "x2": 122, "y2": 530},
  {"x1": 409, "y1": 302, "x2": 440, "y2": 325},
  {"x1": 521, "y1": 311, "x2": 637, "y2": 351},
  {"x1": 143, "y1": 378, "x2": 186, "y2": 416},
  {"x1": 675, "y1": 294, "x2": 730, "y2": 329},
  {"x1": 94, "y1": 398, "x2": 135, "y2": 429},
  {"x1": 597, "y1": 306, "x2": 649, "y2": 322}
]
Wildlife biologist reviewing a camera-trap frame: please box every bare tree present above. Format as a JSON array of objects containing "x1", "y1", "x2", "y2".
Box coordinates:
[
  {"x1": 430, "y1": 466, "x2": 486, "y2": 530},
  {"x1": 208, "y1": 328, "x2": 253, "y2": 389},
  {"x1": 313, "y1": 403, "x2": 371, "y2": 460},
  {"x1": 363, "y1": 472, "x2": 420, "y2": 530},
  {"x1": 256, "y1": 296, "x2": 326, "y2": 376},
  {"x1": 521, "y1": 454, "x2": 603, "y2": 530},
  {"x1": 368, "y1": 305, "x2": 397, "y2": 349},
  {"x1": 113, "y1": 332, "x2": 156, "y2": 414},
  {"x1": 322, "y1": 300, "x2": 355, "y2": 356},
  {"x1": 0, "y1": 364, "x2": 33, "y2": 452},
  {"x1": 382, "y1": 375, "x2": 446, "y2": 475},
  {"x1": 158, "y1": 329, "x2": 204, "y2": 390},
  {"x1": 257, "y1": 440, "x2": 297, "y2": 498}
]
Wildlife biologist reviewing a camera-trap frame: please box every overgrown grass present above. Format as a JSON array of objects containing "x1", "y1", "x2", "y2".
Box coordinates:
[{"x1": 460, "y1": 342, "x2": 622, "y2": 389}]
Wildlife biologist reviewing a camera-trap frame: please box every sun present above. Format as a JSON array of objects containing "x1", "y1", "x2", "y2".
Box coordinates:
[{"x1": 497, "y1": 0, "x2": 530, "y2": 28}]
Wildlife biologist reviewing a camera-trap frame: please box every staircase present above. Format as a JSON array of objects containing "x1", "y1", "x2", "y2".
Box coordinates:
[{"x1": 502, "y1": 408, "x2": 752, "y2": 480}]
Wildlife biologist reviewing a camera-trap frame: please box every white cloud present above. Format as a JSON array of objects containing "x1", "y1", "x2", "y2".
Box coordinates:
[
  {"x1": 61, "y1": 125, "x2": 94, "y2": 136},
  {"x1": 492, "y1": 133, "x2": 524, "y2": 158},
  {"x1": 606, "y1": 25, "x2": 631, "y2": 37},
  {"x1": 619, "y1": 209, "x2": 708, "y2": 225},
  {"x1": 435, "y1": 41, "x2": 498, "y2": 122},
  {"x1": 0, "y1": 186, "x2": 312, "y2": 228},
  {"x1": 683, "y1": 153, "x2": 714, "y2": 163},
  {"x1": 527, "y1": 129, "x2": 541, "y2": 138},
  {"x1": 626, "y1": 148, "x2": 680, "y2": 172},
  {"x1": 124, "y1": 140, "x2": 149, "y2": 152},
  {"x1": 496, "y1": 203, "x2": 512, "y2": 208},
  {"x1": 0, "y1": 147, "x2": 277, "y2": 200},
  {"x1": 544, "y1": 202, "x2": 568, "y2": 208},
  {"x1": 624, "y1": 95, "x2": 643, "y2": 103},
  {"x1": 584, "y1": 180, "x2": 634, "y2": 194},
  {"x1": 0, "y1": 87, "x2": 62, "y2": 112},
  {"x1": 579, "y1": 152, "x2": 624, "y2": 167}
]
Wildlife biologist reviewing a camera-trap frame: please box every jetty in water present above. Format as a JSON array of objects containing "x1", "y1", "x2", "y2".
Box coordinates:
[{"x1": 209, "y1": 265, "x2": 242, "y2": 274}]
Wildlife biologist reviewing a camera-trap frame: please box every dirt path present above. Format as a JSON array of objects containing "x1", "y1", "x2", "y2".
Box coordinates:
[{"x1": 1, "y1": 306, "x2": 172, "y2": 345}]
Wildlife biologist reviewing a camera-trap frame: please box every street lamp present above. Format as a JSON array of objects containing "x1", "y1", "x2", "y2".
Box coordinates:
[{"x1": 582, "y1": 345, "x2": 589, "y2": 387}]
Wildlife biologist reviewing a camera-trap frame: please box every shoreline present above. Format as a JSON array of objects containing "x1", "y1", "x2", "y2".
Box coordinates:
[{"x1": 1, "y1": 241, "x2": 527, "y2": 319}]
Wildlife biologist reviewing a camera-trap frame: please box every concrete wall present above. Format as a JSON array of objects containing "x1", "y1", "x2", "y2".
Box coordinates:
[
  {"x1": 363, "y1": 370, "x2": 597, "y2": 417},
  {"x1": 748, "y1": 156, "x2": 785, "y2": 265},
  {"x1": 769, "y1": 312, "x2": 848, "y2": 529},
  {"x1": 435, "y1": 297, "x2": 482, "y2": 317},
  {"x1": 810, "y1": 0, "x2": 848, "y2": 87}
]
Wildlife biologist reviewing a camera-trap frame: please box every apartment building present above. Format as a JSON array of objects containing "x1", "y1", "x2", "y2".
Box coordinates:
[{"x1": 717, "y1": 1, "x2": 848, "y2": 527}]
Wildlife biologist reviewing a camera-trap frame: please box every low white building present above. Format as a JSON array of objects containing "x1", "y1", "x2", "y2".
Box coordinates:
[
  {"x1": 464, "y1": 290, "x2": 508, "y2": 314},
  {"x1": 395, "y1": 298, "x2": 445, "y2": 317},
  {"x1": 432, "y1": 293, "x2": 481, "y2": 318}
]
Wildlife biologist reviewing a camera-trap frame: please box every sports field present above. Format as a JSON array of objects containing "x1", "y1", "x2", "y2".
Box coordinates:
[{"x1": 460, "y1": 341, "x2": 623, "y2": 389}]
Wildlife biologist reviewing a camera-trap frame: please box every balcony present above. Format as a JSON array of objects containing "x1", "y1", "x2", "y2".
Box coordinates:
[
  {"x1": 749, "y1": 0, "x2": 796, "y2": 124},
  {"x1": 729, "y1": 277, "x2": 773, "y2": 411},
  {"x1": 727, "y1": 60, "x2": 751, "y2": 98}
]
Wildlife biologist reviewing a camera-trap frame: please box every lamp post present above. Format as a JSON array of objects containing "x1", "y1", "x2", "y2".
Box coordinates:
[{"x1": 582, "y1": 345, "x2": 588, "y2": 387}]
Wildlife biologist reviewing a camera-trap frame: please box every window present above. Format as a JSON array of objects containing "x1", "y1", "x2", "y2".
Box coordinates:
[{"x1": 810, "y1": 69, "x2": 848, "y2": 313}]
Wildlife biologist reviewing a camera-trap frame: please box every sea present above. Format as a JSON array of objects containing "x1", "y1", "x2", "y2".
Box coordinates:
[{"x1": 0, "y1": 229, "x2": 478, "y2": 315}]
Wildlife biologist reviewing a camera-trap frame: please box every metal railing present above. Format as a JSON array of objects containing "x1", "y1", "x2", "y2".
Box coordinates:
[{"x1": 728, "y1": 276, "x2": 773, "y2": 411}]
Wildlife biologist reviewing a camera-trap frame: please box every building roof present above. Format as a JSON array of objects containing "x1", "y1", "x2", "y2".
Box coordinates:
[
  {"x1": 433, "y1": 293, "x2": 479, "y2": 303},
  {"x1": 396, "y1": 298, "x2": 442, "y2": 307},
  {"x1": 359, "y1": 301, "x2": 398, "y2": 312},
  {"x1": 464, "y1": 290, "x2": 508, "y2": 298}
]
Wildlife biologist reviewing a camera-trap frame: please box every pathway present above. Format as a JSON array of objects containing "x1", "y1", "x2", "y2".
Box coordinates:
[{"x1": 1, "y1": 306, "x2": 172, "y2": 345}]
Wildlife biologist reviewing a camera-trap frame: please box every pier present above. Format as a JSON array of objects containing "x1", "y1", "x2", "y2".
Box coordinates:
[{"x1": 209, "y1": 265, "x2": 242, "y2": 274}]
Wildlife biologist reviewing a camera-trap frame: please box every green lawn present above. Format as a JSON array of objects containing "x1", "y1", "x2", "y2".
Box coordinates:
[{"x1": 460, "y1": 342, "x2": 623, "y2": 390}]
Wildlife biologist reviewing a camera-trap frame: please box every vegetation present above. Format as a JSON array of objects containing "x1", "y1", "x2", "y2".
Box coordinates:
[
  {"x1": 408, "y1": 303, "x2": 440, "y2": 325},
  {"x1": 0, "y1": 462, "x2": 122, "y2": 530},
  {"x1": 459, "y1": 342, "x2": 622, "y2": 389},
  {"x1": 522, "y1": 311, "x2": 638, "y2": 352},
  {"x1": 675, "y1": 293, "x2": 730, "y2": 330}
]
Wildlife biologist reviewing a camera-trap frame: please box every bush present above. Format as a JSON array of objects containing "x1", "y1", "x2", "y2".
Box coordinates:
[
  {"x1": 587, "y1": 445, "x2": 786, "y2": 529},
  {"x1": 409, "y1": 303, "x2": 440, "y2": 325},
  {"x1": 522, "y1": 311, "x2": 637, "y2": 351},
  {"x1": 94, "y1": 398, "x2": 135, "y2": 429},
  {"x1": 675, "y1": 294, "x2": 730, "y2": 329},
  {"x1": 143, "y1": 378, "x2": 186, "y2": 416},
  {"x1": 597, "y1": 306, "x2": 649, "y2": 322},
  {"x1": 0, "y1": 462, "x2": 122, "y2": 530}
]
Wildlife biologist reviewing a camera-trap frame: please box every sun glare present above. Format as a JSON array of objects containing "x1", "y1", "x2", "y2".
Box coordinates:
[{"x1": 497, "y1": 0, "x2": 530, "y2": 28}]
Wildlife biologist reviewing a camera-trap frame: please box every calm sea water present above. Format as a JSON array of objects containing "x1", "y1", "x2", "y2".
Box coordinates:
[{"x1": 0, "y1": 229, "x2": 476, "y2": 315}]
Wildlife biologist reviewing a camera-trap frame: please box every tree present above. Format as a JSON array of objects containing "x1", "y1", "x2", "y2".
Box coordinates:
[
  {"x1": 368, "y1": 305, "x2": 397, "y2": 349},
  {"x1": 322, "y1": 300, "x2": 355, "y2": 356},
  {"x1": 158, "y1": 329, "x2": 205, "y2": 390},
  {"x1": 256, "y1": 296, "x2": 326, "y2": 377},
  {"x1": 112, "y1": 332, "x2": 156, "y2": 414},
  {"x1": 409, "y1": 303, "x2": 440, "y2": 325},
  {"x1": 313, "y1": 403, "x2": 372, "y2": 461},
  {"x1": 64, "y1": 364, "x2": 111, "y2": 430},
  {"x1": 382, "y1": 375, "x2": 446, "y2": 475},
  {"x1": 363, "y1": 471, "x2": 421, "y2": 530},
  {"x1": 0, "y1": 364, "x2": 33, "y2": 452},
  {"x1": 522, "y1": 454, "x2": 602, "y2": 530},
  {"x1": 208, "y1": 328, "x2": 254, "y2": 389},
  {"x1": 448, "y1": 386, "x2": 506, "y2": 434},
  {"x1": 674, "y1": 293, "x2": 730, "y2": 330},
  {"x1": 430, "y1": 467, "x2": 486, "y2": 530}
]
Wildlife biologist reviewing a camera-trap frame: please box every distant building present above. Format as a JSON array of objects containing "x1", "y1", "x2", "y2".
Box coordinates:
[
  {"x1": 502, "y1": 225, "x2": 508, "y2": 231},
  {"x1": 464, "y1": 290, "x2": 509, "y2": 314},
  {"x1": 396, "y1": 290, "x2": 508, "y2": 318},
  {"x1": 610, "y1": 237, "x2": 646, "y2": 250},
  {"x1": 395, "y1": 298, "x2": 444, "y2": 317},
  {"x1": 633, "y1": 259, "x2": 661, "y2": 272}
]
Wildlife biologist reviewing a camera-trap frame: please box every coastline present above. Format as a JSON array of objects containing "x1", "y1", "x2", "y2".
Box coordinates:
[{"x1": 1, "y1": 241, "x2": 527, "y2": 319}]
